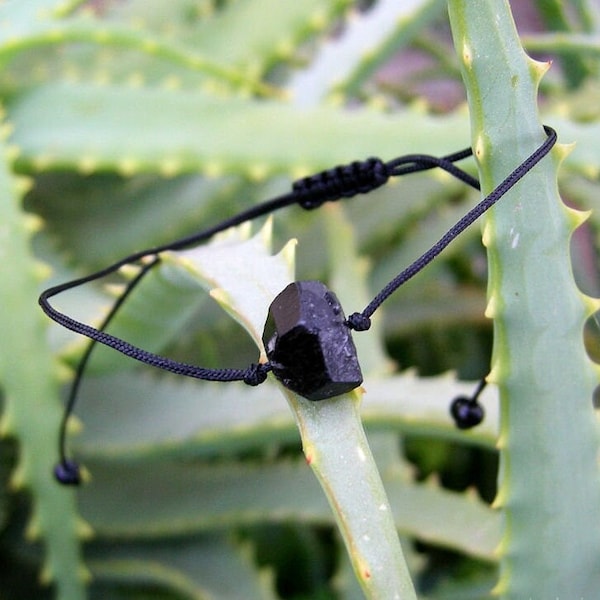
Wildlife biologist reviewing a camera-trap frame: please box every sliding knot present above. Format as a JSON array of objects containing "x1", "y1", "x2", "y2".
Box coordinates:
[
  {"x1": 346, "y1": 312, "x2": 371, "y2": 332},
  {"x1": 294, "y1": 157, "x2": 390, "y2": 210},
  {"x1": 243, "y1": 362, "x2": 271, "y2": 386}
]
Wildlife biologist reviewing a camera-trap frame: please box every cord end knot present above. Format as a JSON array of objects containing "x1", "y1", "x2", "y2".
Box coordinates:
[
  {"x1": 450, "y1": 395, "x2": 485, "y2": 429},
  {"x1": 449, "y1": 379, "x2": 487, "y2": 429},
  {"x1": 346, "y1": 312, "x2": 371, "y2": 332},
  {"x1": 243, "y1": 363, "x2": 271, "y2": 386},
  {"x1": 54, "y1": 459, "x2": 82, "y2": 486}
]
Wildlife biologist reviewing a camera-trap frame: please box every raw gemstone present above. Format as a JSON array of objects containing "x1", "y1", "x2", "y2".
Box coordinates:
[{"x1": 263, "y1": 281, "x2": 363, "y2": 400}]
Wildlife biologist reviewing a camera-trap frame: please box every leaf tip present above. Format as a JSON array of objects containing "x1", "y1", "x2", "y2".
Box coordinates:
[
  {"x1": 490, "y1": 571, "x2": 509, "y2": 596},
  {"x1": 486, "y1": 361, "x2": 502, "y2": 385},
  {"x1": 77, "y1": 155, "x2": 100, "y2": 175},
  {"x1": 246, "y1": 163, "x2": 271, "y2": 182},
  {"x1": 529, "y1": 57, "x2": 552, "y2": 83},
  {"x1": 117, "y1": 157, "x2": 141, "y2": 177},
  {"x1": 583, "y1": 294, "x2": 600, "y2": 317},
  {"x1": 565, "y1": 205, "x2": 590, "y2": 229},
  {"x1": 278, "y1": 237, "x2": 297, "y2": 272},
  {"x1": 491, "y1": 485, "x2": 507, "y2": 509},
  {"x1": 203, "y1": 160, "x2": 225, "y2": 178},
  {"x1": 159, "y1": 157, "x2": 184, "y2": 178},
  {"x1": 4, "y1": 143, "x2": 21, "y2": 163},
  {"x1": 484, "y1": 293, "x2": 500, "y2": 319},
  {"x1": 9, "y1": 459, "x2": 26, "y2": 491},
  {"x1": 554, "y1": 140, "x2": 575, "y2": 164},
  {"x1": 77, "y1": 518, "x2": 95, "y2": 541}
]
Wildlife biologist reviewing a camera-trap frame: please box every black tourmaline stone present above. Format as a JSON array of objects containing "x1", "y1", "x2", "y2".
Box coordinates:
[{"x1": 263, "y1": 281, "x2": 363, "y2": 400}]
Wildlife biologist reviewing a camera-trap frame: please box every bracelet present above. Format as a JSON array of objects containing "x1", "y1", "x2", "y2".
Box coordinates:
[{"x1": 40, "y1": 126, "x2": 557, "y2": 485}]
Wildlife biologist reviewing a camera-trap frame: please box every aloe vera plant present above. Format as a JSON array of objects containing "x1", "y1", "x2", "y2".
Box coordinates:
[{"x1": 1, "y1": 1, "x2": 599, "y2": 599}]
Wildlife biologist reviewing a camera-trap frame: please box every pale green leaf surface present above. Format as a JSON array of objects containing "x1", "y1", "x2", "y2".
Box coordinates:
[
  {"x1": 73, "y1": 371, "x2": 497, "y2": 462},
  {"x1": 323, "y1": 205, "x2": 393, "y2": 377},
  {"x1": 449, "y1": 2, "x2": 600, "y2": 597},
  {"x1": 29, "y1": 173, "x2": 242, "y2": 268},
  {"x1": 89, "y1": 534, "x2": 277, "y2": 600},
  {"x1": 7, "y1": 82, "x2": 600, "y2": 179},
  {"x1": 0, "y1": 16, "x2": 273, "y2": 95},
  {"x1": 79, "y1": 452, "x2": 499, "y2": 562},
  {"x1": 143, "y1": 214, "x2": 414, "y2": 597},
  {"x1": 103, "y1": 0, "x2": 351, "y2": 77},
  {"x1": 6, "y1": 81, "x2": 472, "y2": 175},
  {"x1": 60, "y1": 256, "x2": 210, "y2": 374},
  {"x1": 0, "y1": 121, "x2": 85, "y2": 596},
  {"x1": 176, "y1": 220, "x2": 295, "y2": 350},
  {"x1": 288, "y1": 0, "x2": 445, "y2": 106},
  {"x1": 283, "y1": 388, "x2": 416, "y2": 599}
]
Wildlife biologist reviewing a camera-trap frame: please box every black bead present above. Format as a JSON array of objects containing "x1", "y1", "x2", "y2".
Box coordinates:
[
  {"x1": 263, "y1": 281, "x2": 363, "y2": 401},
  {"x1": 54, "y1": 460, "x2": 81, "y2": 485},
  {"x1": 450, "y1": 395, "x2": 485, "y2": 429}
]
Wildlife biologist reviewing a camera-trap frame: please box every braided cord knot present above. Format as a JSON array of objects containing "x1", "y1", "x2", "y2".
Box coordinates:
[
  {"x1": 346, "y1": 312, "x2": 371, "y2": 332},
  {"x1": 293, "y1": 157, "x2": 390, "y2": 210},
  {"x1": 243, "y1": 362, "x2": 271, "y2": 386}
]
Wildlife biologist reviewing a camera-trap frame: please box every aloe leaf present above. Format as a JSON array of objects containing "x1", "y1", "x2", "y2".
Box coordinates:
[
  {"x1": 89, "y1": 534, "x2": 277, "y2": 600},
  {"x1": 288, "y1": 0, "x2": 446, "y2": 105},
  {"x1": 7, "y1": 80, "x2": 600, "y2": 179},
  {"x1": 449, "y1": 1, "x2": 600, "y2": 597},
  {"x1": 281, "y1": 387, "x2": 415, "y2": 599},
  {"x1": 533, "y1": 0, "x2": 597, "y2": 88},
  {"x1": 106, "y1": 0, "x2": 352, "y2": 78},
  {"x1": 149, "y1": 222, "x2": 414, "y2": 597},
  {"x1": 0, "y1": 12, "x2": 275, "y2": 96},
  {"x1": 79, "y1": 444, "x2": 499, "y2": 562},
  {"x1": 187, "y1": 231, "x2": 415, "y2": 596},
  {"x1": 72, "y1": 370, "x2": 497, "y2": 466},
  {"x1": 523, "y1": 32, "x2": 600, "y2": 59},
  {"x1": 6, "y1": 81, "x2": 472, "y2": 177},
  {"x1": 28, "y1": 173, "x2": 242, "y2": 268},
  {"x1": 0, "y1": 121, "x2": 85, "y2": 595},
  {"x1": 323, "y1": 204, "x2": 393, "y2": 376}
]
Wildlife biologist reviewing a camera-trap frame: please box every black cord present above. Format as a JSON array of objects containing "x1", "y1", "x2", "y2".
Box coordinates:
[
  {"x1": 39, "y1": 149, "x2": 479, "y2": 387},
  {"x1": 40, "y1": 127, "x2": 556, "y2": 484},
  {"x1": 346, "y1": 125, "x2": 557, "y2": 331}
]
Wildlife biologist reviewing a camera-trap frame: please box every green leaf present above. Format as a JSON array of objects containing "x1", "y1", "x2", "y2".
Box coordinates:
[
  {"x1": 79, "y1": 447, "x2": 499, "y2": 562},
  {"x1": 0, "y1": 117, "x2": 86, "y2": 596},
  {"x1": 6, "y1": 81, "x2": 471, "y2": 176},
  {"x1": 89, "y1": 534, "x2": 277, "y2": 600},
  {"x1": 449, "y1": 2, "x2": 600, "y2": 597}
]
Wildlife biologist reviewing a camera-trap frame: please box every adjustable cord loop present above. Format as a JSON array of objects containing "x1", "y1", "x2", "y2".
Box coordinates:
[{"x1": 291, "y1": 150, "x2": 481, "y2": 211}]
